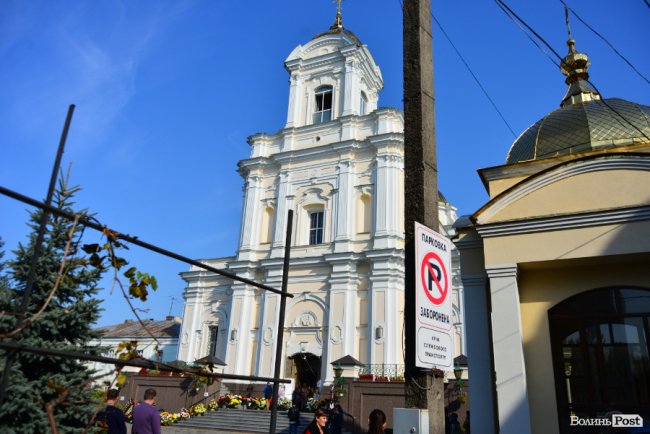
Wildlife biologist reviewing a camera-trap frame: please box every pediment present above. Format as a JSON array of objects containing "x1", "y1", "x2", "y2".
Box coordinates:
[
  {"x1": 286, "y1": 34, "x2": 353, "y2": 63},
  {"x1": 476, "y1": 154, "x2": 650, "y2": 225}
]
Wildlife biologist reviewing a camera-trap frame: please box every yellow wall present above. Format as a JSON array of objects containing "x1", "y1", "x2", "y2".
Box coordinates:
[
  {"x1": 519, "y1": 258, "x2": 650, "y2": 434},
  {"x1": 483, "y1": 220, "x2": 650, "y2": 265}
]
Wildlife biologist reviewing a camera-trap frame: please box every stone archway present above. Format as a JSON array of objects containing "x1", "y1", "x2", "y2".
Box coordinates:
[{"x1": 288, "y1": 352, "x2": 321, "y2": 390}]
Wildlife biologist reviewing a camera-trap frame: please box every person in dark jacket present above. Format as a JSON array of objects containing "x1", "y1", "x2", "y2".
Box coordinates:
[
  {"x1": 95, "y1": 388, "x2": 127, "y2": 434},
  {"x1": 304, "y1": 408, "x2": 329, "y2": 434},
  {"x1": 288, "y1": 405, "x2": 301, "y2": 434},
  {"x1": 328, "y1": 403, "x2": 347, "y2": 434},
  {"x1": 367, "y1": 409, "x2": 386, "y2": 434}
]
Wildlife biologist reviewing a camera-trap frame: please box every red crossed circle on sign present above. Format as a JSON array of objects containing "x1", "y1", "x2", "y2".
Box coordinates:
[{"x1": 420, "y1": 251, "x2": 449, "y2": 305}]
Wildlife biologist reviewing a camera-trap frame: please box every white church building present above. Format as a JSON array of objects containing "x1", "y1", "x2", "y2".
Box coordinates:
[{"x1": 177, "y1": 13, "x2": 465, "y2": 386}]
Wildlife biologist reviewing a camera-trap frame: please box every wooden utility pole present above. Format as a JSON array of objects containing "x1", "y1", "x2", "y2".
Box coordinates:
[{"x1": 403, "y1": 0, "x2": 444, "y2": 433}]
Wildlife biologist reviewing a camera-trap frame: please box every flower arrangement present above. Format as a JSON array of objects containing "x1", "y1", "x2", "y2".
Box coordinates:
[
  {"x1": 277, "y1": 398, "x2": 292, "y2": 411},
  {"x1": 208, "y1": 399, "x2": 218, "y2": 412},
  {"x1": 159, "y1": 408, "x2": 191, "y2": 426},
  {"x1": 189, "y1": 403, "x2": 207, "y2": 416},
  {"x1": 307, "y1": 398, "x2": 325, "y2": 412},
  {"x1": 244, "y1": 397, "x2": 265, "y2": 410},
  {"x1": 217, "y1": 394, "x2": 243, "y2": 409},
  {"x1": 160, "y1": 411, "x2": 178, "y2": 426}
]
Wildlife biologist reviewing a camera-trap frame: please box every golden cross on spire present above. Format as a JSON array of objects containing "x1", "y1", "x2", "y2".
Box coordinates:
[
  {"x1": 331, "y1": 0, "x2": 344, "y2": 29},
  {"x1": 564, "y1": 4, "x2": 573, "y2": 41}
]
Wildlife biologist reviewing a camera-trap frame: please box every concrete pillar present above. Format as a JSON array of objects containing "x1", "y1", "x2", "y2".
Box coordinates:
[
  {"x1": 486, "y1": 264, "x2": 532, "y2": 434},
  {"x1": 461, "y1": 274, "x2": 496, "y2": 434}
]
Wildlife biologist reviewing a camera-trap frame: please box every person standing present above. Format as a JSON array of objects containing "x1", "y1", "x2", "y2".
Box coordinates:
[
  {"x1": 328, "y1": 403, "x2": 349, "y2": 434},
  {"x1": 95, "y1": 389, "x2": 126, "y2": 434},
  {"x1": 131, "y1": 388, "x2": 161, "y2": 434},
  {"x1": 303, "y1": 408, "x2": 329, "y2": 434},
  {"x1": 263, "y1": 382, "x2": 273, "y2": 410},
  {"x1": 287, "y1": 404, "x2": 301, "y2": 434},
  {"x1": 367, "y1": 409, "x2": 386, "y2": 434}
]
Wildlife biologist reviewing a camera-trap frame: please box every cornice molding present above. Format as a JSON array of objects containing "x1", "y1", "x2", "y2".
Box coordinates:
[
  {"x1": 485, "y1": 264, "x2": 518, "y2": 279},
  {"x1": 477, "y1": 205, "x2": 650, "y2": 237}
]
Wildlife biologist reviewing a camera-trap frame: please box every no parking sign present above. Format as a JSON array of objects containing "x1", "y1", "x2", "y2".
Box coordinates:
[{"x1": 415, "y1": 222, "x2": 454, "y2": 370}]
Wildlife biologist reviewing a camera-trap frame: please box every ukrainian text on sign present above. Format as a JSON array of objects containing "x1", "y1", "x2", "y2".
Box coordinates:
[{"x1": 415, "y1": 222, "x2": 454, "y2": 369}]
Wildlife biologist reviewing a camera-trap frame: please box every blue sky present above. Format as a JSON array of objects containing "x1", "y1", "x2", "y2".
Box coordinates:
[{"x1": 1, "y1": 0, "x2": 648, "y2": 327}]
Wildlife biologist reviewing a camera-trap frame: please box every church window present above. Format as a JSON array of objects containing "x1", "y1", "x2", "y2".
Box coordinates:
[
  {"x1": 313, "y1": 86, "x2": 333, "y2": 124},
  {"x1": 309, "y1": 210, "x2": 324, "y2": 245},
  {"x1": 549, "y1": 287, "x2": 650, "y2": 432},
  {"x1": 360, "y1": 92, "x2": 368, "y2": 115},
  {"x1": 208, "y1": 325, "x2": 219, "y2": 356}
]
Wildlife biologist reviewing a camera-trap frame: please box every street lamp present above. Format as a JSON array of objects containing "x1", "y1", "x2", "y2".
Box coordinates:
[
  {"x1": 334, "y1": 363, "x2": 344, "y2": 379},
  {"x1": 333, "y1": 363, "x2": 345, "y2": 399},
  {"x1": 453, "y1": 363, "x2": 464, "y2": 395}
]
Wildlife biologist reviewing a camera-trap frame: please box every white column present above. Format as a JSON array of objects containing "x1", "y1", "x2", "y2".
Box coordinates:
[
  {"x1": 366, "y1": 255, "x2": 402, "y2": 366},
  {"x1": 229, "y1": 284, "x2": 255, "y2": 376},
  {"x1": 334, "y1": 71, "x2": 343, "y2": 119},
  {"x1": 373, "y1": 153, "x2": 400, "y2": 249},
  {"x1": 238, "y1": 174, "x2": 263, "y2": 260},
  {"x1": 254, "y1": 290, "x2": 280, "y2": 378},
  {"x1": 342, "y1": 59, "x2": 358, "y2": 116},
  {"x1": 461, "y1": 274, "x2": 496, "y2": 434},
  {"x1": 178, "y1": 286, "x2": 202, "y2": 362},
  {"x1": 486, "y1": 264, "x2": 532, "y2": 434},
  {"x1": 327, "y1": 258, "x2": 358, "y2": 360},
  {"x1": 285, "y1": 72, "x2": 303, "y2": 128},
  {"x1": 334, "y1": 161, "x2": 354, "y2": 252},
  {"x1": 272, "y1": 171, "x2": 293, "y2": 257}
]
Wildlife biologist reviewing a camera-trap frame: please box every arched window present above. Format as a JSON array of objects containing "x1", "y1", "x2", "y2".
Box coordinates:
[
  {"x1": 549, "y1": 287, "x2": 650, "y2": 432},
  {"x1": 360, "y1": 91, "x2": 368, "y2": 116},
  {"x1": 313, "y1": 85, "x2": 333, "y2": 124}
]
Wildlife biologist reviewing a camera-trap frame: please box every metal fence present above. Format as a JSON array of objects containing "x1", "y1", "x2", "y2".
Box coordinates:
[{"x1": 358, "y1": 364, "x2": 406, "y2": 379}]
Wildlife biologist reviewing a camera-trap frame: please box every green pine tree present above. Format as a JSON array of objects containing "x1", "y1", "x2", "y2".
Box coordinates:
[{"x1": 0, "y1": 174, "x2": 106, "y2": 433}]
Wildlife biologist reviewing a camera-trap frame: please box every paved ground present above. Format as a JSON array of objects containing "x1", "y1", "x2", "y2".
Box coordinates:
[
  {"x1": 127, "y1": 422, "x2": 255, "y2": 434},
  {"x1": 162, "y1": 428, "x2": 255, "y2": 434}
]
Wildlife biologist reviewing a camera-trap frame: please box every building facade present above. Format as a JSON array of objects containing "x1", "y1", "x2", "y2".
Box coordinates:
[
  {"x1": 456, "y1": 38, "x2": 650, "y2": 434},
  {"x1": 90, "y1": 316, "x2": 181, "y2": 381},
  {"x1": 177, "y1": 15, "x2": 465, "y2": 387}
]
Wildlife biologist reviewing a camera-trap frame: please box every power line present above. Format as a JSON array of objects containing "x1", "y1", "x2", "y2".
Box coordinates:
[
  {"x1": 493, "y1": 0, "x2": 559, "y2": 68},
  {"x1": 398, "y1": 0, "x2": 517, "y2": 138},
  {"x1": 494, "y1": 0, "x2": 650, "y2": 142},
  {"x1": 429, "y1": 9, "x2": 517, "y2": 137},
  {"x1": 494, "y1": 0, "x2": 565, "y2": 63},
  {"x1": 560, "y1": 0, "x2": 650, "y2": 86},
  {"x1": 0, "y1": 184, "x2": 293, "y2": 297}
]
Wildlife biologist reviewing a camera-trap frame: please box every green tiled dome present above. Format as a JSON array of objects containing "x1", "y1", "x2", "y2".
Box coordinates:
[
  {"x1": 506, "y1": 39, "x2": 650, "y2": 164},
  {"x1": 506, "y1": 98, "x2": 650, "y2": 164}
]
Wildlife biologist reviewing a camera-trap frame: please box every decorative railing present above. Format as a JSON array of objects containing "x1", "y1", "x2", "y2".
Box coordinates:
[{"x1": 358, "y1": 364, "x2": 405, "y2": 380}]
